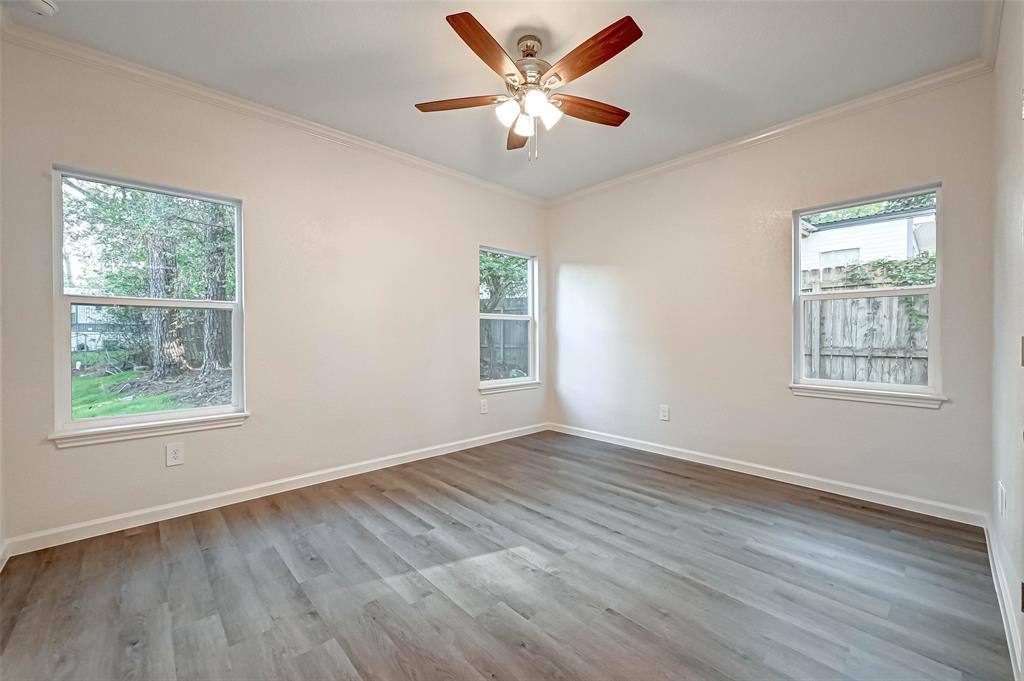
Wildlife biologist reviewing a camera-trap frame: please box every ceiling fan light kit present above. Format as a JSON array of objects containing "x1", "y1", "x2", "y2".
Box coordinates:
[
  {"x1": 495, "y1": 99, "x2": 521, "y2": 127},
  {"x1": 415, "y1": 12, "x2": 642, "y2": 160}
]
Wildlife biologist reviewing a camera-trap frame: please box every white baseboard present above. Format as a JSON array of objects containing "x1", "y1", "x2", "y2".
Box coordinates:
[
  {"x1": 1, "y1": 423, "x2": 548, "y2": 560},
  {"x1": 546, "y1": 423, "x2": 987, "y2": 527},
  {"x1": 987, "y1": 522, "x2": 1023, "y2": 680}
]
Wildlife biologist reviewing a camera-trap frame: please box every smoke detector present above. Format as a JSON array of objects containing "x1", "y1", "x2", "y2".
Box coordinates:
[{"x1": 27, "y1": 0, "x2": 59, "y2": 17}]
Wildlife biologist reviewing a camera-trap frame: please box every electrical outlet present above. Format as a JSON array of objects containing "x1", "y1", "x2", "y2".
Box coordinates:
[
  {"x1": 480, "y1": 398, "x2": 489, "y2": 415},
  {"x1": 165, "y1": 442, "x2": 184, "y2": 467},
  {"x1": 999, "y1": 481, "x2": 1007, "y2": 519},
  {"x1": 659, "y1": 404, "x2": 670, "y2": 421}
]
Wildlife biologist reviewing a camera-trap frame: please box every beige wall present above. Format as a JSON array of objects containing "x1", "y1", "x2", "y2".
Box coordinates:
[
  {"x1": 991, "y1": 0, "x2": 1024, "y2": 666},
  {"x1": 0, "y1": 41, "x2": 547, "y2": 539},
  {"x1": 547, "y1": 74, "x2": 995, "y2": 513}
]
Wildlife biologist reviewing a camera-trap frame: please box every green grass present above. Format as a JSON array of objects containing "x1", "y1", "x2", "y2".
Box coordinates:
[{"x1": 71, "y1": 371, "x2": 186, "y2": 419}]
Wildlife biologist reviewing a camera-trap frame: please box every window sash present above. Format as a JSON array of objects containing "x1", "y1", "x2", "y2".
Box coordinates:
[
  {"x1": 792, "y1": 184, "x2": 942, "y2": 396},
  {"x1": 479, "y1": 312, "x2": 531, "y2": 321},
  {"x1": 64, "y1": 294, "x2": 235, "y2": 309},
  {"x1": 796, "y1": 290, "x2": 935, "y2": 393},
  {"x1": 53, "y1": 167, "x2": 246, "y2": 433},
  {"x1": 479, "y1": 318, "x2": 537, "y2": 386},
  {"x1": 59, "y1": 168, "x2": 240, "y2": 303},
  {"x1": 797, "y1": 283, "x2": 936, "y2": 302}
]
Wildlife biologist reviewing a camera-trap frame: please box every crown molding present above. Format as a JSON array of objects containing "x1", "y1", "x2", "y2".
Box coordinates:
[
  {"x1": 551, "y1": 55, "x2": 995, "y2": 208},
  {"x1": 1, "y1": 6, "x2": 1003, "y2": 210},
  {"x1": 0, "y1": 19, "x2": 545, "y2": 208},
  {"x1": 980, "y1": 0, "x2": 1006, "y2": 69}
]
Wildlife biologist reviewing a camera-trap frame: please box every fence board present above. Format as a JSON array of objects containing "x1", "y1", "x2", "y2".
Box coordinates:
[{"x1": 803, "y1": 294, "x2": 928, "y2": 386}]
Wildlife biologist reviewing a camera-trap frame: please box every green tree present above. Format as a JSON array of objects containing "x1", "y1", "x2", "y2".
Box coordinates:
[
  {"x1": 63, "y1": 178, "x2": 235, "y2": 380},
  {"x1": 479, "y1": 251, "x2": 528, "y2": 313}
]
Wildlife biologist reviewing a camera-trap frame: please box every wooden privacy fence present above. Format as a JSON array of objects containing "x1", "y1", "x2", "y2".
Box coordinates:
[
  {"x1": 480, "y1": 320, "x2": 530, "y2": 380},
  {"x1": 802, "y1": 294, "x2": 929, "y2": 386}
]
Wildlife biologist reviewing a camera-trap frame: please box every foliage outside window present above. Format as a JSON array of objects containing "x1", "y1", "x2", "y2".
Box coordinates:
[
  {"x1": 479, "y1": 248, "x2": 536, "y2": 386},
  {"x1": 56, "y1": 170, "x2": 244, "y2": 430},
  {"x1": 795, "y1": 188, "x2": 939, "y2": 393}
]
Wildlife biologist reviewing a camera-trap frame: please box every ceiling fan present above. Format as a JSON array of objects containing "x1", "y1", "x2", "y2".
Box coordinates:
[{"x1": 415, "y1": 12, "x2": 642, "y2": 154}]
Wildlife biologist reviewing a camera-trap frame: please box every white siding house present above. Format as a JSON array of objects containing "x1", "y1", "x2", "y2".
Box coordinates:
[{"x1": 800, "y1": 212, "x2": 936, "y2": 271}]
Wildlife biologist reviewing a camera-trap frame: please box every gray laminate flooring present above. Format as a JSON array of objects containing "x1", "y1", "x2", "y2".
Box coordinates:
[{"x1": 0, "y1": 432, "x2": 1013, "y2": 680}]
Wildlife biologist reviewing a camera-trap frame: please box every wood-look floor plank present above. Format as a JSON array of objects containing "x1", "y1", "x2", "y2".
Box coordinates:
[
  {"x1": 0, "y1": 432, "x2": 1013, "y2": 681},
  {"x1": 282, "y1": 637, "x2": 364, "y2": 681},
  {"x1": 117, "y1": 602, "x2": 176, "y2": 681}
]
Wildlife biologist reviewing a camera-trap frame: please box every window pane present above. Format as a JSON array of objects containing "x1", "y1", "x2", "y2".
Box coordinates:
[
  {"x1": 802, "y1": 295, "x2": 928, "y2": 386},
  {"x1": 480, "y1": 319, "x2": 530, "y2": 381},
  {"x1": 480, "y1": 250, "x2": 529, "y2": 314},
  {"x1": 71, "y1": 304, "x2": 232, "y2": 419},
  {"x1": 799, "y1": 191, "x2": 936, "y2": 293},
  {"x1": 62, "y1": 176, "x2": 237, "y2": 301}
]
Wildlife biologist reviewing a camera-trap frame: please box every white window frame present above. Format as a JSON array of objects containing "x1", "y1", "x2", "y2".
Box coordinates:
[
  {"x1": 49, "y1": 167, "x2": 248, "y2": 447},
  {"x1": 479, "y1": 246, "x2": 540, "y2": 394},
  {"x1": 790, "y1": 184, "x2": 947, "y2": 409}
]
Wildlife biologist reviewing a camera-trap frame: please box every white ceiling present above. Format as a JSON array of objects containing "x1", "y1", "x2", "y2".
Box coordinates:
[{"x1": 8, "y1": 1, "x2": 990, "y2": 199}]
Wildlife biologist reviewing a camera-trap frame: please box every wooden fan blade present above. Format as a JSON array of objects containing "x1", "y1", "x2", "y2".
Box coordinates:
[
  {"x1": 415, "y1": 95, "x2": 502, "y2": 112},
  {"x1": 447, "y1": 13, "x2": 522, "y2": 83},
  {"x1": 550, "y1": 94, "x2": 630, "y2": 126},
  {"x1": 541, "y1": 16, "x2": 642, "y2": 88},
  {"x1": 507, "y1": 127, "x2": 528, "y2": 150}
]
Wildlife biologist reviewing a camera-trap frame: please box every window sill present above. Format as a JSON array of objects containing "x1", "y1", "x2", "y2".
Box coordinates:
[
  {"x1": 479, "y1": 380, "x2": 542, "y2": 395},
  {"x1": 49, "y1": 411, "x2": 250, "y2": 448},
  {"x1": 789, "y1": 384, "x2": 947, "y2": 409}
]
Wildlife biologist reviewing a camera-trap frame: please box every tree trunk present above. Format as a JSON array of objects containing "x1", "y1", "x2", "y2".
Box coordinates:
[
  {"x1": 146, "y1": 194, "x2": 186, "y2": 379},
  {"x1": 146, "y1": 231, "x2": 169, "y2": 379},
  {"x1": 200, "y1": 222, "x2": 231, "y2": 378}
]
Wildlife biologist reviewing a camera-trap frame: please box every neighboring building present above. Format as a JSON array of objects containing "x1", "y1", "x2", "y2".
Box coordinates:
[
  {"x1": 800, "y1": 209, "x2": 936, "y2": 273},
  {"x1": 70, "y1": 304, "x2": 116, "y2": 351}
]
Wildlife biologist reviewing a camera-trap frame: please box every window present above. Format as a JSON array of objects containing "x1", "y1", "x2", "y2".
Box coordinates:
[
  {"x1": 479, "y1": 247, "x2": 538, "y2": 392},
  {"x1": 53, "y1": 169, "x2": 245, "y2": 444},
  {"x1": 791, "y1": 186, "x2": 945, "y2": 408}
]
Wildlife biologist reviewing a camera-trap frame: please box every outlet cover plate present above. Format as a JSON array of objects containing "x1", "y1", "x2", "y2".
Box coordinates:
[{"x1": 165, "y1": 442, "x2": 184, "y2": 467}]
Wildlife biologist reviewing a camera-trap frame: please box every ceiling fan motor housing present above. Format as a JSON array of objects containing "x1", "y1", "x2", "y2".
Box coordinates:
[{"x1": 515, "y1": 35, "x2": 551, "y2": 85}]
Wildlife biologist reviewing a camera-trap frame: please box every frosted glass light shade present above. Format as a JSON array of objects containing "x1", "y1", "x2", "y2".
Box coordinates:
[
  {"x1": 513, "y1": 113, "x2": 535, "y2": 137},
  {"x1": 539, "y1": 101, "x2": 563, "y2": 130},
  {"x1": 495, "y1": 99, "x2": 521, "y2": 127},
  {"x1": 523, "y1": 89, "x2": 548, "y2": 117}
]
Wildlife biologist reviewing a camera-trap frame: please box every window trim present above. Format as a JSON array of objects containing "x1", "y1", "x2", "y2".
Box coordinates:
[
  {"x1": 50, "y1": 166, "x2": 247, "y2": 445},
  {"x1": 478, "y1": 246, "x2": 540, "y2": 392},
  {"x1": 790, "y1": 183, "x2": 947, "y2": 408}
]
